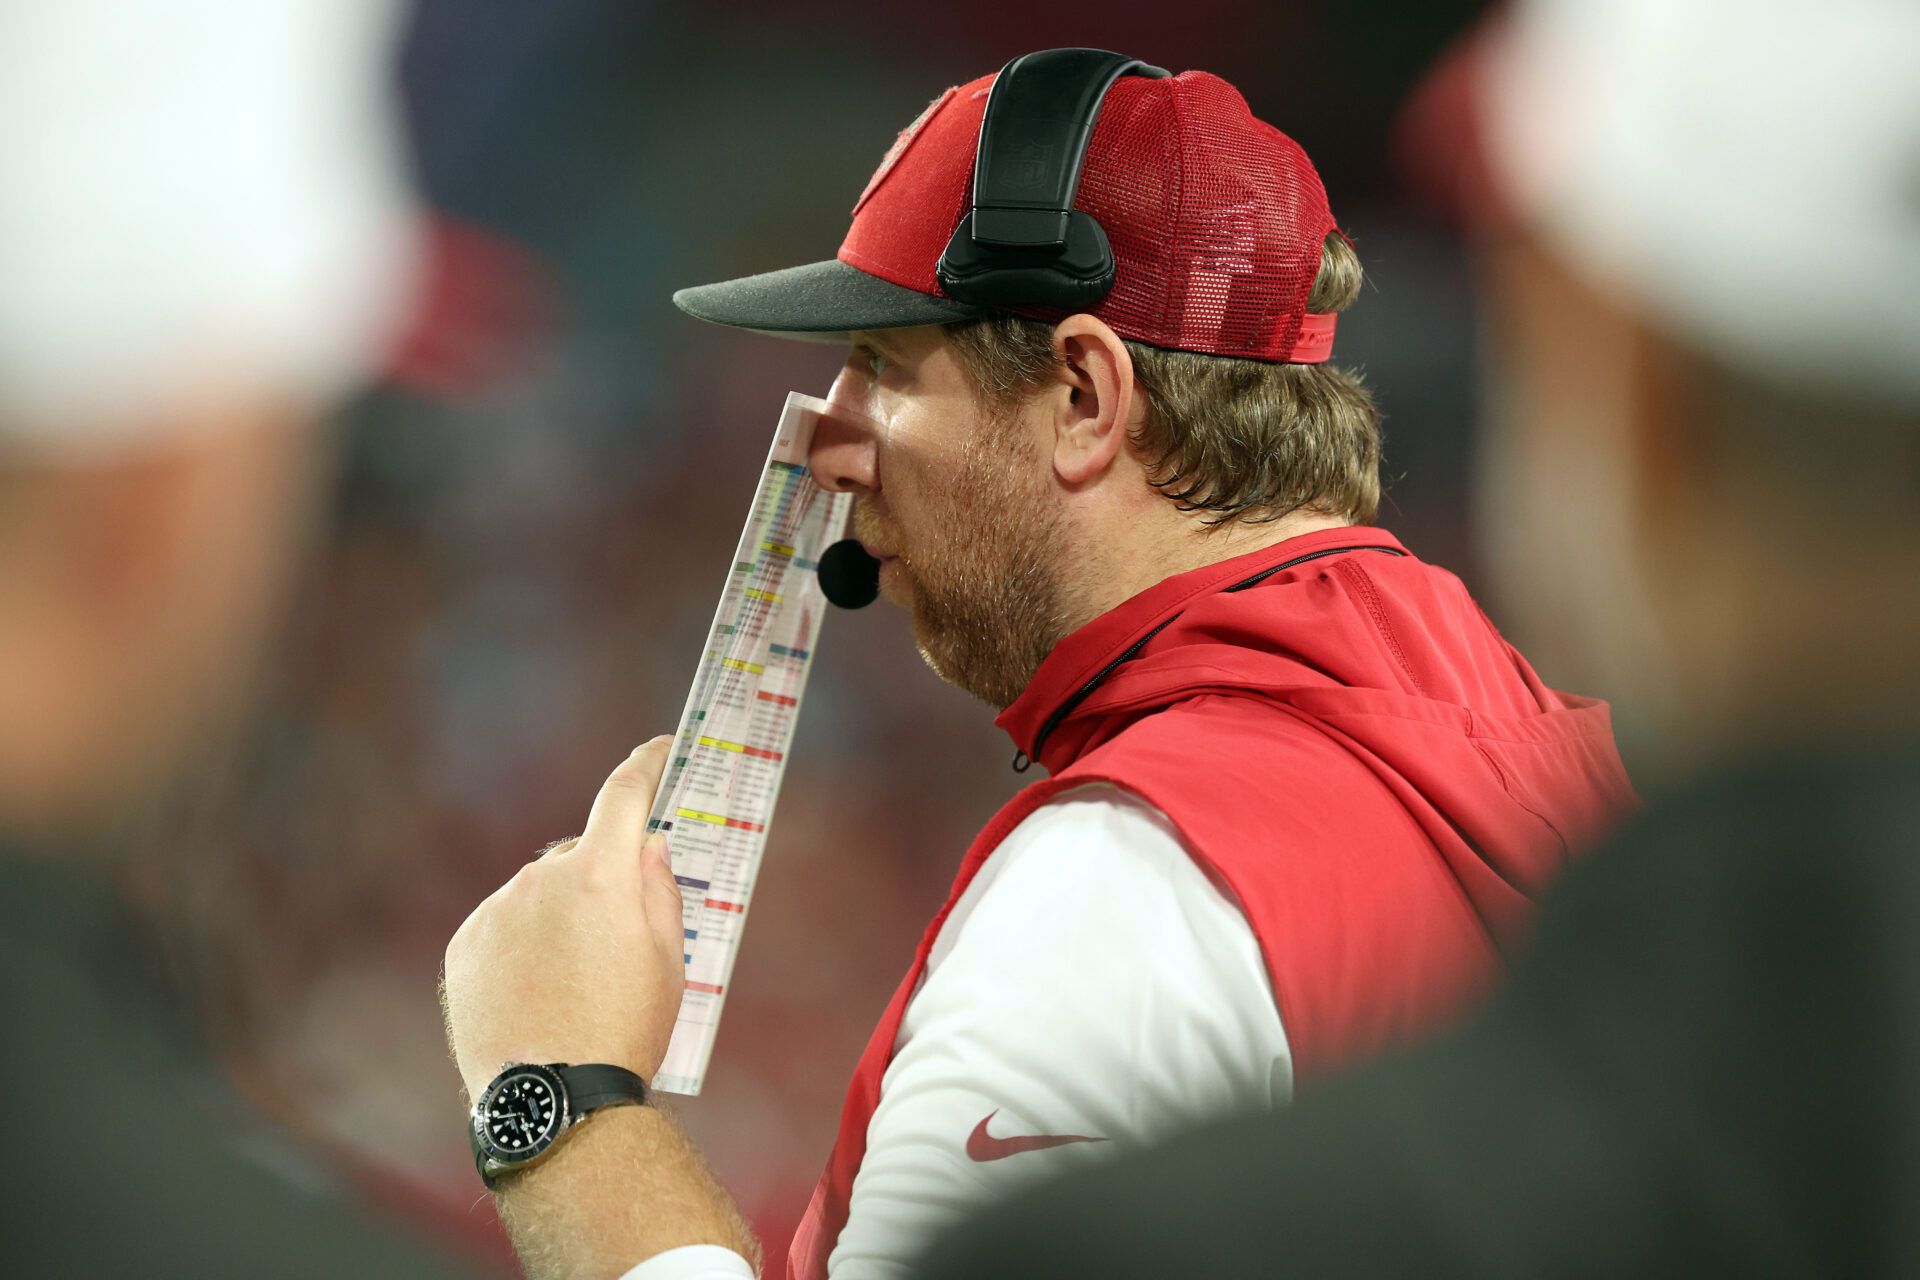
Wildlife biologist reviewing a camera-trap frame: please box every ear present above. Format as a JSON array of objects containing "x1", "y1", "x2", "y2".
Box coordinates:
[{"x1": 1046, "y1": 314, "x2": 1137, "y2": 487}]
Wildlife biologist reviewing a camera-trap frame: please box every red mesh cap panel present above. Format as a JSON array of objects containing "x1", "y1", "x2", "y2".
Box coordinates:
[{"x1": 839, "y1": 69, "x2": 1338, "y2": 363}]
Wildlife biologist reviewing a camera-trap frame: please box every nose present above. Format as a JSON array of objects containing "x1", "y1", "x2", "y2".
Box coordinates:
[{"x1": 810, "y1": 362, "x2": 881, "y2": 496}]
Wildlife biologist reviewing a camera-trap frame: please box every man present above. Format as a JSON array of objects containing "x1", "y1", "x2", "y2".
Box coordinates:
[
  {"x1": 0, "y1": 2, "x2": 479, "y2": 1273},
  {"x1": 441, "y1": 51, "x2": 1634, "y2": 1279},
  {"x1": 910, "y1": 1, "x2": 1920, "y2": 1275}
]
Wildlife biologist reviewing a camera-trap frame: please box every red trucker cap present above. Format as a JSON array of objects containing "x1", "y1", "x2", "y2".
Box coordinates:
[{"x1": 673, "y1": 64, "x2": 1343, "y2": 364}]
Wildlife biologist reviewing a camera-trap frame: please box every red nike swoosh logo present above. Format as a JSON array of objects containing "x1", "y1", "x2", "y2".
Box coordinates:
[{"x1": 965, "y1": 1110, "x2": 1108, "y2": 1162}]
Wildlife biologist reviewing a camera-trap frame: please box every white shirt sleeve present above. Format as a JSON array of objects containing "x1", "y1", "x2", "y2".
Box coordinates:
[
  {"x1": 618, "y1": 785, "x2": 1291, "y2": 1280},
  {"x1": 828, "y1": 784, "x2": 1291, "y2": 1278},
  {"x1": 616, "y1": 1244, "x2": 758, "y2": 1280},
  {"x1": 616, "y1": 1244, "x2": 757, "y2": 1280}
]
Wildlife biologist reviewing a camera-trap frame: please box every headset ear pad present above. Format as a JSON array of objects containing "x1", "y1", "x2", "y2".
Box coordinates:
[{"x1": 936, "y1": 209, "x2": 1116, "y2": 310}]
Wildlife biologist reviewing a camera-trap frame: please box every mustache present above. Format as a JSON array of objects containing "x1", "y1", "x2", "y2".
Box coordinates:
[{"x1": 852, "y1": 500, "x2": 902, "y2": 554}]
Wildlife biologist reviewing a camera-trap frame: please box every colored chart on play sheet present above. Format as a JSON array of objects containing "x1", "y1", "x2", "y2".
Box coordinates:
[{"x1": 647, "y1": 392, "x2": 853, "y2": 1096}]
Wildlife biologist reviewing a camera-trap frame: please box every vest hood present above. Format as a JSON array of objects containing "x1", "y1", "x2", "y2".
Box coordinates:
[{"x1": 997, "y1": 527, "x2": 1635, "y2": 913}]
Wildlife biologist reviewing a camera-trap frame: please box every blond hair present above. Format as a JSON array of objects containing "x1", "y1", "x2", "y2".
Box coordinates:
[{"x1": 944, "y1": 232, "x2": 1381, "y2": 526}]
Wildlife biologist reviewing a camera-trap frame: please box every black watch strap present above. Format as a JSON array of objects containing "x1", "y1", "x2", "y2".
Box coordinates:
[
  {"x1": 472, "y1": 1062, "x2": 651, "y2": 1190},
  {"x1": 556, "y1": 1062, "x2": 651, "y2": 1114}
]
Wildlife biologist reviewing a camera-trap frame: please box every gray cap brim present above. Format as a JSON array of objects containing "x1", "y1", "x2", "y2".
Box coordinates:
[{"x1": 672, "y1": 258, "x2": 983, "y2": 344}]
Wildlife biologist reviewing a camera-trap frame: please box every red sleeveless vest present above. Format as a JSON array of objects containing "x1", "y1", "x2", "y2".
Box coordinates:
[{"x1": 789, "y1": 528, "x2": 1634, "y2": 1278}]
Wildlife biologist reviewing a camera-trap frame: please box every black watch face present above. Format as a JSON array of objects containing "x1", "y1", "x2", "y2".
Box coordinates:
[{"x1": 477, "y1": 1065, "x2": 568, "y2": 1164}]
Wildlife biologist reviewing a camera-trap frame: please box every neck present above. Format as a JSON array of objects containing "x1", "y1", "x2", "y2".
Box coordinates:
[
  {"x1": 1638, "y1": 517, "x2": 1920, "y2": 782},
  {"x1": 1066, "y1": 506, "x2": 1353, "y2": 634}
]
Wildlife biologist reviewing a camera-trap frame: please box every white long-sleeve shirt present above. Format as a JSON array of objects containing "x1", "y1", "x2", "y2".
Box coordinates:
[{"x1": 623, "y1": 785, "x2": 1292, "y2": 1280}]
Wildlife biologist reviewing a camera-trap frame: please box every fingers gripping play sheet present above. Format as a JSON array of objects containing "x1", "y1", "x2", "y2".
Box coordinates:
[{"x1": 646, "y1": 392, "x2": 853, "y2": 1095}]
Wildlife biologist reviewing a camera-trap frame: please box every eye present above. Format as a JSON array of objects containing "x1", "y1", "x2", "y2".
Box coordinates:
[{"x1": 856, "y1": 345, "x2": 889, "y2": 378}]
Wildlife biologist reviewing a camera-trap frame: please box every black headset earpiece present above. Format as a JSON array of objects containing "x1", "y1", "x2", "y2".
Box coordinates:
[{"x1": 935, "y1": 49, "x2": 1169, "y2": 311}]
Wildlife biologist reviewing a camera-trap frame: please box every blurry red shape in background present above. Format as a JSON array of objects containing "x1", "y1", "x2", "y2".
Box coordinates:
[
  {"x1": 386, "y1": 213, "x2": 563, "y2": 402},
  {"x1": 1392, "y1": 10, "x2": 1516, "y2": 230}
]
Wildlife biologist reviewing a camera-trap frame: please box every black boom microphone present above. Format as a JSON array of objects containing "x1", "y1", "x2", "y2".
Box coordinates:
[{"x1": 818, "y1": 539, "x2": 881, "y2": 609}]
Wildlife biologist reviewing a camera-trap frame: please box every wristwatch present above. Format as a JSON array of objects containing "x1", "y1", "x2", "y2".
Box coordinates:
[{"x1": 469, "y1": 1061, "x2": 651, "y2": 1188}]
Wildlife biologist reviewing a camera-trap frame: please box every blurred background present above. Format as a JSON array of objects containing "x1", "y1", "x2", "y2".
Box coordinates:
[{"x1": 108, "y1": 0, "x2": 1538, "y2": 1265}]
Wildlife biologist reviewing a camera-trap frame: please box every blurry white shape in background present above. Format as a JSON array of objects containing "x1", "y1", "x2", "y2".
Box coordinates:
[
  {"x1": 1484, "y1": 0, "x2": 1920, "y2": 409},
  {"x1": 0, "y1": 0, "x2": 420, "y2": 454}
]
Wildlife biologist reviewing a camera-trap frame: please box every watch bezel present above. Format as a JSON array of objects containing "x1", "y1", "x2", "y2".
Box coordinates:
[{"x1": 471, "y1": 1062, "x2": 572, "y2": 1170}]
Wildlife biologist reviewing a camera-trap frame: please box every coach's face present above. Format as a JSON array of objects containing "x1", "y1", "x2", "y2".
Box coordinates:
[{"x1": 810, "y1": 325, "x2": 1072, "y2": 709}]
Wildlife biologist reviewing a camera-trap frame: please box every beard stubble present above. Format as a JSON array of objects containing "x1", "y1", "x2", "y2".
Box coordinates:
[{"x1": 854, "y1": 413, "x2": 1072, "y2": 710}]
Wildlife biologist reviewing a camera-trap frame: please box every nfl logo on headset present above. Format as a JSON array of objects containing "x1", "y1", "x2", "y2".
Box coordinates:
[{"x1": 997, "y1": 139, "x2": 1056, "y2": 190}]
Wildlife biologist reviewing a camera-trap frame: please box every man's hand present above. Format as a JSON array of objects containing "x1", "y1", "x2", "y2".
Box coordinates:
[
  {"x1": 443, "y1": 736, "x2": 687, "y2": 1099},
  {"x1": 440, "y1": 738, "x2": 762, "y2": 1277}
]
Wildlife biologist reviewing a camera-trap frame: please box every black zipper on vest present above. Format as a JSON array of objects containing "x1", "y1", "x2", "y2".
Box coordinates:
[{"x1": 1011, "y1": 544, "x2": 1408, "y2": 773}]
